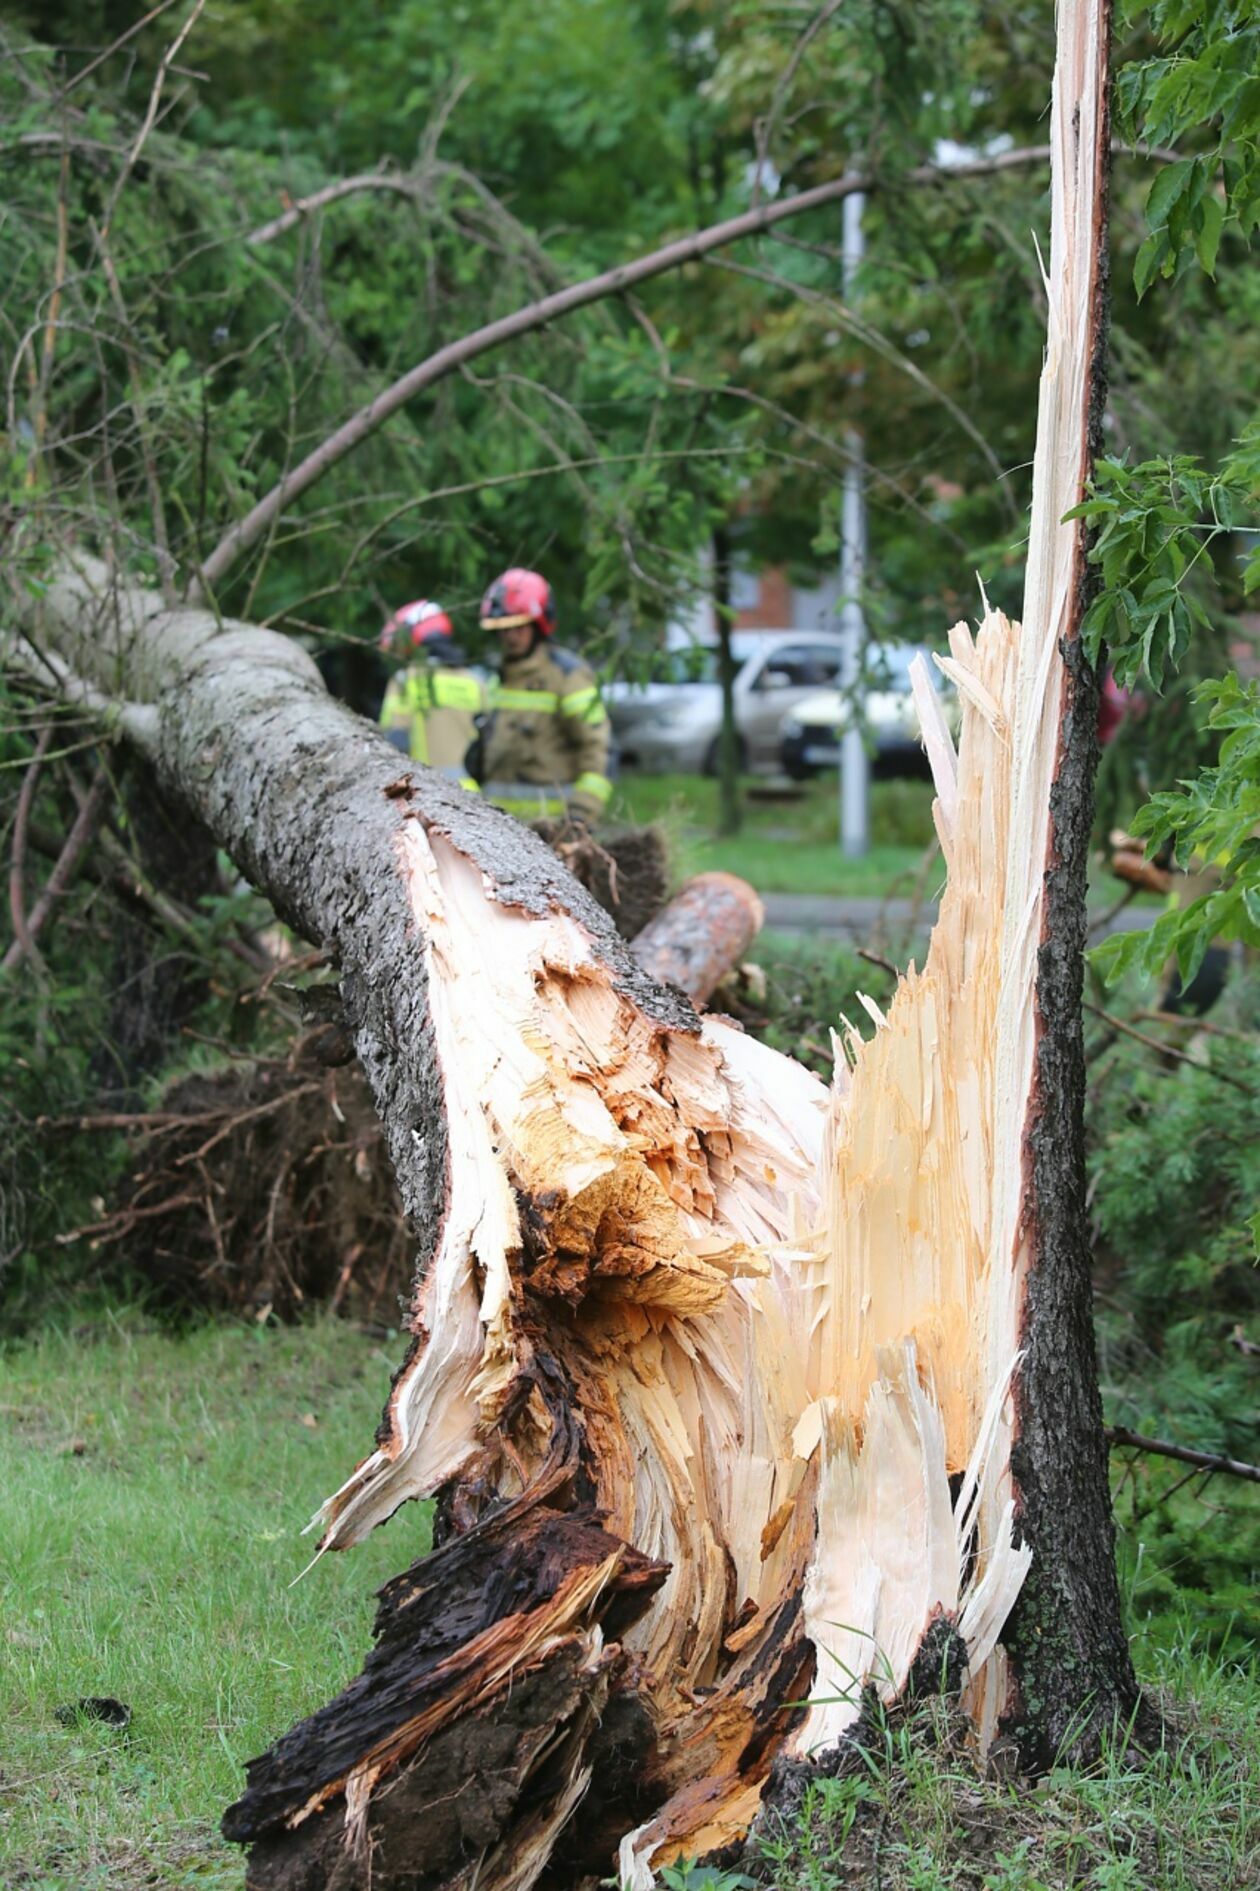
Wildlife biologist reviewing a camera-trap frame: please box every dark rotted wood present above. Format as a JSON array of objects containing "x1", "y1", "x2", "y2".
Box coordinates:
[
  {"x1": 241, "y1": 1643, "x2": 606, "y2": 1891},
  {"x1": 224, "y1": 1503, "x2": 667, "y2": 1843}
]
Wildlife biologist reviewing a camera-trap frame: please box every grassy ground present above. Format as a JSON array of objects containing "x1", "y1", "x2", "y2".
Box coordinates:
[
  {"x1": 729, "y1": 1654, "x2": 1260, "y2": 1891},
  {"x1": 3, "y1": 1311, "x2": 1256, "y2": 1891},
  {"x1": 608, "y1": 773, "x2": 940, "y2": 897},
  {"x1": 0, "y1": 1309, "x2": 427, "y2": 1891},
  {"x1": 607, "y1": 773, "x2": 1162, "y2": 914}
]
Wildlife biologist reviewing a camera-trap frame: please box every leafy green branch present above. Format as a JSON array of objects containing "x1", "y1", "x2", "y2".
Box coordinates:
[
  {"x1": 1118, "y1": 0, "x2": 1260, "y2": 293},
  {"x1": 1094, "y1": 672, "x2": 1260, "y2": 987},
  {"x1": 1068, "y1": 428, "x2": 1260, "y2": 690}
]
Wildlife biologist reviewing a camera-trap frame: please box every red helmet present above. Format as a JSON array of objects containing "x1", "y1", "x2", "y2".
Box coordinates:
[
  {"x1": 479, "y1": 567, "x2": 556, "y2": 638},
  {"x1": 379, "y1": 599, "x2": 454, "y2": 656}
]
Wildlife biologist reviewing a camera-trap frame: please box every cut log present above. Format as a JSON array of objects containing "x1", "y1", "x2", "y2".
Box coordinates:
[
  {"x1": 631, "y1": 871, "x2": 765, "y2": 1005},
  {"x1": 12, "y1": 3, "x2": 1137, "y2": 1884}
]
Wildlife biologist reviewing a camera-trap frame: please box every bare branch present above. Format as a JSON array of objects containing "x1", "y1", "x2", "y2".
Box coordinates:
[
  {"x1": 668, "y1": 369, "x2": 967, "y2": 546},
  {"x1": 7, "y1": 724, "x2": 52, "y2": 975},
  {"x1": 3, "y1": 633, "x2": 161, "y2": 752},
  {"x1": 100, "y1": 0, "x2": 207, "y2": 239},
  {"x1": 60, "y1": 0, "x2": 185, "y2": 98},
  {"x1": 709, "y1": 253, "x2": 1020, "y2": 519},
  {"x1": 92, "y1": 218, "x2": 176, "y2": 601},
  {"x1": 2, "y1": 762, "x2": 109, "y2": 973},
  {"x1": 1082, "y1": 1000, "x2": 1257, "y2": 1094},
  {"x1": 31, "y1": 143, "x2": 70, "y2": 478},
  {"x1": 1107, "y1": 1426, "x2": 1260, "y2": 1486},
  {"x1": 245, "y1": 168, "x2": 421, "y2": 247},
  {"x1": 752, "y1": 0, "x2": 846, "y2": 207},
  {"x1": 196, "y1": 143, "x2": 1072, "y2": 598}
]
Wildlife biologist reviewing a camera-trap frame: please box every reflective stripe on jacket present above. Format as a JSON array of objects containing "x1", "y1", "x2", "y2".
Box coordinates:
[
  {"x1": 379, "y1": 664, "x2": 484, "y2": 776},
  {"x1": 482, "y1": 643, "x2": 612, "y2": 818}
]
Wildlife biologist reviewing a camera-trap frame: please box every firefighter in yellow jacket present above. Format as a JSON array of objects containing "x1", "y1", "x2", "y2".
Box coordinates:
[
  {"x1": 478, "y1": 567, "x2": 612, "y2": 822},
  {"x1": 377, "y1": 599, "x2": 482, "y2": 789}
]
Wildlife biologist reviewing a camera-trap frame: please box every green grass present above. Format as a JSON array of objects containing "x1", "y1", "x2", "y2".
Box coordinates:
[
  {"x1": 0, "y1": 1309, "x2": 428, "y2": 1890},
  {"x1": 2, "y1": 1311, "x2": 1256, "y2": 1891},
  {"x1": 783, "y1": 1640, "x2": 1259, "y2": 1891},
  {"x1": 609, "y1": 773, "x2": 940, "y2": 897},
  {"x1": 607, "y1": 774, "x2": 1163, "y2": 913},
  {"x1": 673, "y1": 1638, "x2": 1260, "y2": 1890}
]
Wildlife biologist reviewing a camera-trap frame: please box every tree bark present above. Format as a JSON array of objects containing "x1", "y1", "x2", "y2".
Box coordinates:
[
  {"x1": 993, "y1": 0, "x2": 1141, "y2": 1764},
  {"x1": 711, "y1": 527, "x2": 742, "y2": 838},
  {"x1": 631, "y1": 872, "x2": 764, "y2": 1005}
]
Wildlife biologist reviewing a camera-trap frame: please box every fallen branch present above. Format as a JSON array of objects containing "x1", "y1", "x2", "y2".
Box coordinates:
[
  {"x1": 1134, "y1": 1008, "x2": 1258, "y2": 1046},
  {"x1": 7, "y1": 725, "x2": 53, "y2": 975},
  {"x1": 630, "y1": 871, "x2": 764, "y2": 1005},
  {"x1": 857, "y1": 944, "x2": 901, "y2": 980},
  {"x1": 1107, "y1": 1426, "x2": 1260, "y2": 1487},
  {"x1": 1081, "y1": 999, "x2": 1256, "y2": 1094},
  {"x1": 55, "y1": 1190, "x2": 204, "y2": 1244},
  {"x1": 3, "y1": 762, "x2": 109, "y2": 972},
  {"x1": 245, "y1": 167, "x2": 422, "y2": 246},
  {"x1": 196, "y1": 143, "x2": 1073, "y2": 595}
]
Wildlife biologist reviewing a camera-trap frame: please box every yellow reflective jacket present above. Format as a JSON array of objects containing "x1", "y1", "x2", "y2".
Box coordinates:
[
  {"x1": 482, "y1": 641, "x2": 612, "y2": 820},
  {"x1": 379, "y1": 662, "x2": 484, "y2": 785}
]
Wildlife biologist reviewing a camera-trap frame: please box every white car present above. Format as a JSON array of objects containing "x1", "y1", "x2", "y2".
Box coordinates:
[
  {"x1": 778, "y1": 644, "x2": 959, "y2": 779},
  {"x1": 605, "y1": 631, "x2": 847, "y2": 775}
]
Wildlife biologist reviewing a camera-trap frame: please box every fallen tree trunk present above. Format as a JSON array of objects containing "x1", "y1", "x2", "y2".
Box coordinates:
[{"x1": 12, "y1": 3, "x2": 1138, "y2": 1883}]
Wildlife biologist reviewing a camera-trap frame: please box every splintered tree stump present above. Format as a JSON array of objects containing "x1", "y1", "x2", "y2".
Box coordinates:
[
  {"x1": 18, "y1": 5, "x2": 1137, "y2": 1887},
  {"x1": 217, "y1": 8, "x2": 1131, "y2": 1881}
]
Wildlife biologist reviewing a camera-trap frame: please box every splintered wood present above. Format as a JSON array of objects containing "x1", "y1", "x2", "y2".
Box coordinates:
[
  {"x1": 287, "y1": 588, "x2": 1036, "y2": 1880},
  {"x1": 228, "y1": 3, "x2": 1112, "y2": 1883}
]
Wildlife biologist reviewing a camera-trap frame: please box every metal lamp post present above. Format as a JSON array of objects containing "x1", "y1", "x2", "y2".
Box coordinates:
[{"x1": 839, "y1": 187, "x2": 870, "y2": 858}]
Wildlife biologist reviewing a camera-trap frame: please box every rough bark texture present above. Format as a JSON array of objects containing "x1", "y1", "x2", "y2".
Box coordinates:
[
  {"x1": 1003, "y1": 0, "x2": 1141, "y2": 1762},
  {"x1": 1005, "y1": 627, "x2": 1140, "y2": 1761}
]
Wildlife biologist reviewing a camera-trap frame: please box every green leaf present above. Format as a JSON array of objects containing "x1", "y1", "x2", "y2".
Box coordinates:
[
  {"x1": 1145, "y1": 156, "x2": 1198, "y2": 231},
  {"x1": 1133, "y1": 231, "x2": 1168, "y2": 298},
  {"x1": 1195, "y1": 192, "x2": 1226, "y2": 275}
]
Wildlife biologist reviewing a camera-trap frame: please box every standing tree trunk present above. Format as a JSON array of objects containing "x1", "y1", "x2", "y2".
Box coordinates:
[
  {"x1": 12, "y1": 4, "x2": 1136, "y2": 1885},
  {"x1": 712, "y1": 525, "x2": 742, "y2": 837}
]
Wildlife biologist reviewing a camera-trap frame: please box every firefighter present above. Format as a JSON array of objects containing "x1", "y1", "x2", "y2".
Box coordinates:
[
  {"x1": 478, "y1": 567, "x2": 612, "y2": 823},
  {"x1": 377, "y1": 599, "x2": 483, "y2": 789}
]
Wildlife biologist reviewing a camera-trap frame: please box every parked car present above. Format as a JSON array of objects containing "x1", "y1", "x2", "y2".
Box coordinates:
[
  {"x1": 605, "y1": 631, "x2": 846, "y2": 775},
  {"x1": 778, "y1": 644, "x2": 958, "y2": 779}
]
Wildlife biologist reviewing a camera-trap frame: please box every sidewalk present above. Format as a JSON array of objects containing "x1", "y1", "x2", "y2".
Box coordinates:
[{"x1": 762, "y1": 892, "x2": 1155, "y2": 943}]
